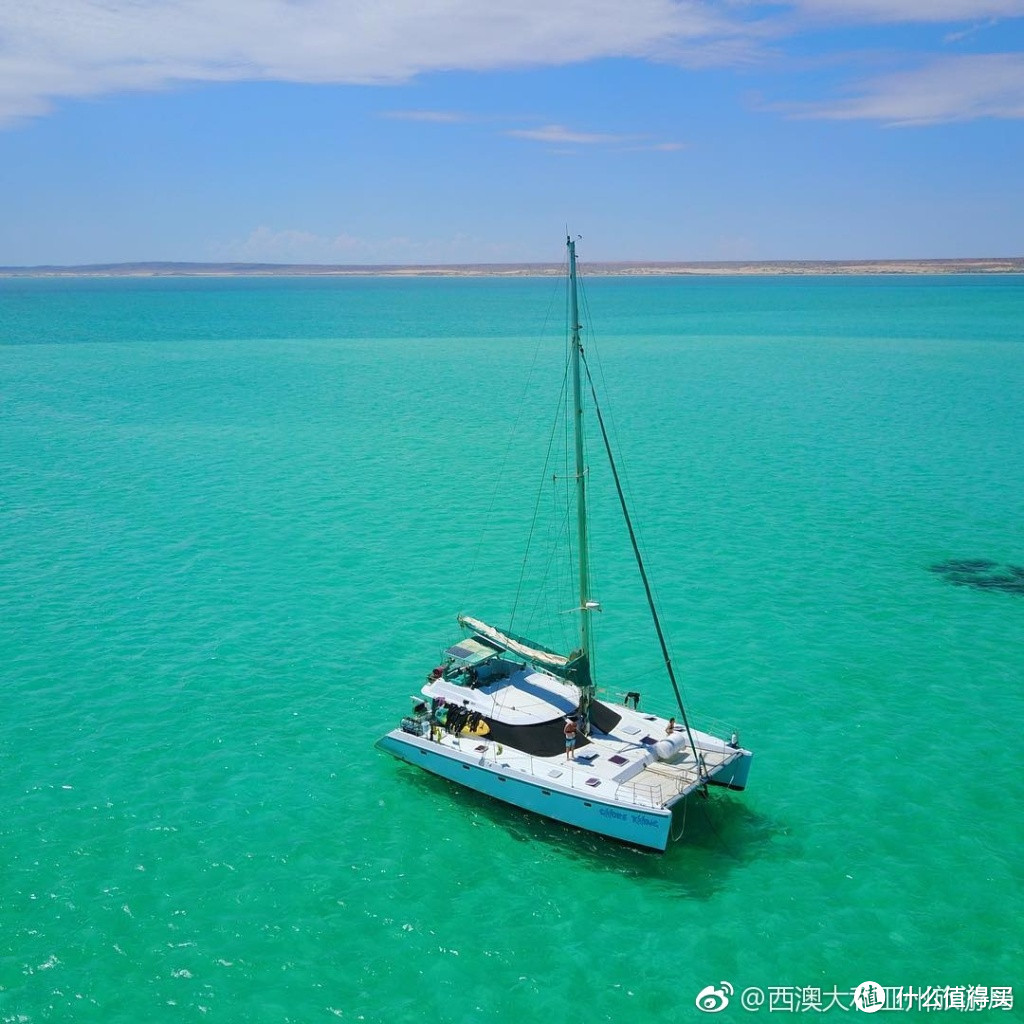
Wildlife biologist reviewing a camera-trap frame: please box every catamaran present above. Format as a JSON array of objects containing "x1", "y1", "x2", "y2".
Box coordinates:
[{"x1": 376, "y1": 237, "x2": 752, "y2": 851}]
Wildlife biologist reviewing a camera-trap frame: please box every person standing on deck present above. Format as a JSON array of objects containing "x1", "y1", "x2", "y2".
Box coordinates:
[{"x1": 564, "y1": 716, "x2": 577, "y2": 760}]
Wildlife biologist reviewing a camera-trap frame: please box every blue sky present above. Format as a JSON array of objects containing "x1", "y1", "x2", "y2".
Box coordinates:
[{"x1": 1, "y1": 0, "x2": 1023, "y2": 265}]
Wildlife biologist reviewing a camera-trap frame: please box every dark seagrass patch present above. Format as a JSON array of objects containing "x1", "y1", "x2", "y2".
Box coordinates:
[{"x1": 929, "y1": 559, "x2": 1024, "y2": 596}]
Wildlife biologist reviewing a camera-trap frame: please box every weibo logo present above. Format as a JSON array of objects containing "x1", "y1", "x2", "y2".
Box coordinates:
[{"x1": 696, "y1": 982, "x2": 734, "y2": 1012}]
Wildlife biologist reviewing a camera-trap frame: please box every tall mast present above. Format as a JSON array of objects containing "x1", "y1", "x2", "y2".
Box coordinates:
[{"x1": 568, "y1": 236, "x2": 592, "y2": 675}]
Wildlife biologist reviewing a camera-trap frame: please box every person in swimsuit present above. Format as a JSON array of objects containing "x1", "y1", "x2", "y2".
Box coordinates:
[{"x1": 564, "y1": 716, "x2": 577, "y2": 760}]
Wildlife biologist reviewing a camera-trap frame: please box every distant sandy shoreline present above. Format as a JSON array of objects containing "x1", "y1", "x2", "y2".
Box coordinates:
[{"x1": 2, "y1": 258, "x2": 1023, "y2": 278}]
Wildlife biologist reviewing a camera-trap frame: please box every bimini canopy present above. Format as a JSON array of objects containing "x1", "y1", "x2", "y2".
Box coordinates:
[
  {"x1": 443, "y1": 635, "x2": 502, "y2": 668},
  {"x1": 457, "y1": 614, "x2": 592, "y2": 691}
]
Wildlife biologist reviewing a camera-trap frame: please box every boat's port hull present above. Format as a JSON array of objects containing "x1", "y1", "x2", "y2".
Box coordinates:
[
  {"x1": 706, "y1": 749, "x2": 753, "y2": 792},
  {"x1": 377, "y1": 730, "x2": 673, "y2": 851}
]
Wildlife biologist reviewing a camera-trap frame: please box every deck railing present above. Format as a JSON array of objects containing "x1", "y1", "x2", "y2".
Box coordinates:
[{"x1": 615, "y1": 781, "x2": 670, "y2": 808}]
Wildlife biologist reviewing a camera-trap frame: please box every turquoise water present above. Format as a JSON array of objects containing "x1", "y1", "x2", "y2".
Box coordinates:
[{"x1": 2, "y1": 275, "x2": 1022, "y2": 1022}]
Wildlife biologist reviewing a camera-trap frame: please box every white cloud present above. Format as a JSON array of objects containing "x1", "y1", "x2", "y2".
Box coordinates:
[
  {"x1": 3, "y1": 0, "x2": 1022, "y2": 129},
  {"x1": 505, "y1": 123, "x2": 689, "y2": 148},
  {"x1": 0, "y1": 0, "x2": 746, "y2": 125},
  {"x1": 787, "y1": 52, "x2": 1024, "y2": 124},
  {"x1": 384, "y1": 112, "x2": 684, "y2": 151},
  {"x1": 382, "y1": 110, "x2": 471, "y2": 123},
  {"x1": 944, "y1": 18, "x2": 999, "y2": 44},
  {"x1": 506, "y1": 123, "x2": 634, "y2": 145}
]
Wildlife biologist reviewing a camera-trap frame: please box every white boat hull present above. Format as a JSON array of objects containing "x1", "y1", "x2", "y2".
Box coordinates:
[
  {"x1": 377, "y1": 729, "x2": 674, "y2": 851},
  {"x1": 707, "y1": 750, "x2": 752, "y2": 791}
]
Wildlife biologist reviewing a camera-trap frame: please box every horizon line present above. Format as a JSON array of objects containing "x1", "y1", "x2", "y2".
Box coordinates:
[{"x1": 3, "y1": 256, "x2": 1024, "y2": 279}]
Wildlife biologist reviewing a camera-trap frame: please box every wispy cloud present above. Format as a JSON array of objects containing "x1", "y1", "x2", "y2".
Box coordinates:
[
  {"x1": 783, "y1": 52, "x2": 1024, "y2": 125},
  {"x1": 505, "y1": 122, "x2": 688, "y2": 150},
  {"x1": 506, "y1": 123, "x2": 635, "y2": 145},
  {"x1": 377, "y1": 108, "x2": 686, "y2": 153},
  {"x1": 381, "y1": 110, "x2": 471, "y2": 123},
  {"x1": 944, "y1": 18, "x2": 1000, "y2": 44}
]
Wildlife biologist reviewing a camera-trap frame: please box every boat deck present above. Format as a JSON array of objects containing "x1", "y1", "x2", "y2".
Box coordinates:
[{"x1": 428, "y1": 710, "x2": 742, "y2": 810}]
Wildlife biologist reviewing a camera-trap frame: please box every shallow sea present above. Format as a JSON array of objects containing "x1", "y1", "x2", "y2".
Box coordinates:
[{"x1": 1, "y1": 274, "x2": 1022, "y2": 1022}]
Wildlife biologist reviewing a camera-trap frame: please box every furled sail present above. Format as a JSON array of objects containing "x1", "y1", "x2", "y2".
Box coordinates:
[{"x1": 457, "y1": 614, "x2": 592, "y2": 690}]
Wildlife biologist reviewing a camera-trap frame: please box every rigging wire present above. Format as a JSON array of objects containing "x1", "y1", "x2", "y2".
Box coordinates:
[
  {"x1": 459, "y1": 270, "x2": 567, "y2": 620},
  {"x1": 695, "y1": 797, "x2": 742, "y2": 861},
  {"x1": 580, "y1": 348, "x2": 703, "y2": 772},
  {"x1": 515, "y1": 258, "x2": 588, "y2": 663},
  {"x1": 566, "y1": 262, "x2": 599, "y2": 683},
  {"x1": 562, "y1": 271, "x2": 578, "y2": 649},
  {"x1": 509, "y1": 350, "x2": 572, "y2": 629},
  {"x1": 670, "y1": 795, "x2": 688, "y2": 843},
  {"x1": 521, "y1": 475, "x2": 573, "y2": 649},
  {"x1": 576, "y1": 273, "x2": 691, "y2": 709}
]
